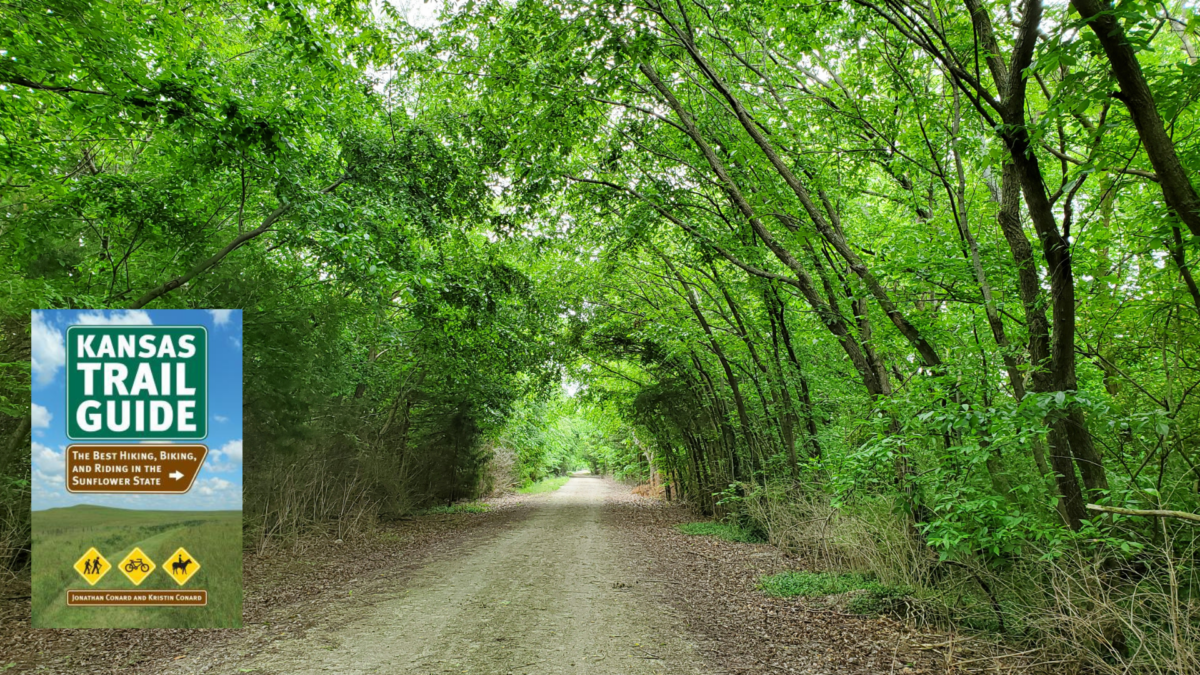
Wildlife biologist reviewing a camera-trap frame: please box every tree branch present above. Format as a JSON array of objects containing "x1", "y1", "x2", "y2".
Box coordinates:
[
  {"x1": 129, "y1": 175, "x2": 349, "y2": 309},
  {"x1": 1087, "y1": 503, "x2": 1200, "y2": 524}
]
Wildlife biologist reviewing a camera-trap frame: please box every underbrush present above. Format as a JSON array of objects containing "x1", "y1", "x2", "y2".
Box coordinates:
[
  {"x1": 759, "y1": 570, "x2": 887, "y2": 597},
  {"x1": 417, "y1": 502, "x2": 490, "y2": 515},
  {"x1": 0, "y1": 486, "x2": 29, "y2": 575},
  {"x1": 479, "y1": 443, "x2": 520, "y2": 496},
  {"x1": 243, "y1": 451, "x2": 381, "y2": 554},
  {"x1": 736, "y1": 484, "x2": 1200, "y2": 674},
  {"x1": 240, "y1": 427, "x2": 509, "y2": 554},
  {"x1": 631, "y1": 482, "x2": 664, "y2": 498},
  {"x1": 676, "y1": 521, "x2": 766, "y2": 543},
  {"x1": 758, "y1": 570, "x2": 911, "y2": 615},
  {"x1": 517, "y1": 475, "x2": 570, "y2": 494}
]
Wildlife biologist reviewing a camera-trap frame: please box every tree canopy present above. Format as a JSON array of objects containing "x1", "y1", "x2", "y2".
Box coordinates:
[{"x1": 3, "y1": 0, "x2": 1200, "y2": 667}]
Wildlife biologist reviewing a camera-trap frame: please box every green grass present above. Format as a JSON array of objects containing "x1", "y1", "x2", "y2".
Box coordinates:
[
  {"x1": 31, "y1": 505, "x2": 242, "y2": 628},
  {"x1": 417, "y1": 502, "x2": 490, "y2": 515},
  {"x1": 757, "y1": 570, "x2": 910, "y2": 614},
  {"x1": 517, "y1": 475, "x2": 570, "y2": 494},
  {"x1": 758, "y1": 570, "x2": 882, "y2": 597},
  {"x1": 675, "y1": 521, "x2": 766, "y2": 543}
]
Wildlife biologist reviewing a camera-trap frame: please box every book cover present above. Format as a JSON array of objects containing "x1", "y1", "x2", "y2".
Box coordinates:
[{"x1": 30, "y1": 309, "x2": 242, "y2": 628}]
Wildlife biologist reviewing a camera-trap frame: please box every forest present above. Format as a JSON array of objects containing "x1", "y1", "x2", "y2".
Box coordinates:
[{"x1": 2, "y1": 0, "x2": 1200, "y2": 671}]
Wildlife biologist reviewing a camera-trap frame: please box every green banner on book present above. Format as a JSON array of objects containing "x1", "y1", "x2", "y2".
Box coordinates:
[{"x1": 66, "y1": 326, "x2": 207, "y2": 440}]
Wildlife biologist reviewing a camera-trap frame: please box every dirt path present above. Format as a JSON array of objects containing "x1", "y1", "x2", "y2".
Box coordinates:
[
  {"x1": 178, "y1": 475, "x2": 712, "y2": 675},
  {"x1": 4, "y1": 478, "x2": 956, "y2": 674}
]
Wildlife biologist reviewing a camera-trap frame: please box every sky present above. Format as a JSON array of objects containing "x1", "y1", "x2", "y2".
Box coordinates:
[
  {"x1": 381, "y1": 0, "x2": 443, "y2": 29},
  {"x1": 31, "y1": 309, "x2": 243, "y2": 512}
]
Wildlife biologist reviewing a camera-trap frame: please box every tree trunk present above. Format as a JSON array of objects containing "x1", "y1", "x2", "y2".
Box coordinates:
[
  {"x1": 1072, "y1": 0, "x2": 1200, "y2": 238},
  {"x1": 639, "y1": 64, "x2": 885, "y2": 399},
  {"x1": 770, "y1": 286, "x2": 823, "y2": 459},
  {"x1": 993, "y1": 0, "x2": 1106, "y2": 528}
]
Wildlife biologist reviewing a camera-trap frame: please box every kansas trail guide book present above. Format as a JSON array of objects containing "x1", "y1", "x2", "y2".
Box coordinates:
[{"x1": 31, "y1": 309, "x2": 243, "y2": 628}]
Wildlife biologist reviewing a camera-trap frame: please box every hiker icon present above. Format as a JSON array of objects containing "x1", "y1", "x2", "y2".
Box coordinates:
[
  {"x1": 162, "y1": 547, "x2": 201, "y2": 585},
  {"x1": 73, "y1": 547, "x2": 110, "y2": 585}
]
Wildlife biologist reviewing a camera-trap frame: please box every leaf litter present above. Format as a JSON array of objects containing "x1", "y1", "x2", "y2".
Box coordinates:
[{"x1": 603, "y1": 485, "x2": 957, "y2": 674}]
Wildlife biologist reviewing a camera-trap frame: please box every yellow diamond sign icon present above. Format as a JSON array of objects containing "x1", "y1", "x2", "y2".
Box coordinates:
[
  {"x1": 163, "y1": 547, "x2": 200, "y2": 586},
  {"x1": 118, "y1": 547, "x2": 156, "y2": 585},
  {"x1": 73, "y1": 547, "x2": 110, "y2": 586}
]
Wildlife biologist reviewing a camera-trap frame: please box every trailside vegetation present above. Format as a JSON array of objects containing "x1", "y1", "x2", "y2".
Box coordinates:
[{"x1": 2, "y1": 0, "x2": 1200, "y2": 671}]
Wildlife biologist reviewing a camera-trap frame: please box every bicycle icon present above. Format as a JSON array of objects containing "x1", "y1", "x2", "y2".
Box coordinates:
[{"x1": 117, "y1": 546, "x2": 156, "y2": 584}]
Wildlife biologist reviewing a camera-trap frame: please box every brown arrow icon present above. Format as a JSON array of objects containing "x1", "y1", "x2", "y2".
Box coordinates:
[{"x1": 65, "y1": 444, "x2": 208, "y2": 494}]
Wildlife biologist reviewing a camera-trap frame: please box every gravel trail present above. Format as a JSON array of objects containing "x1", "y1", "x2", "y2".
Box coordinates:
[{"x1": 223, "y1": 475, "x2": 712, "y2": 674}]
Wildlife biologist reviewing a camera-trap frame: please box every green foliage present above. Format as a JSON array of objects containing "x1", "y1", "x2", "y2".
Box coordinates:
[
  {"x1": 489, "y1": 397, "x2": 588, "y2": 484},
  {"x1": 3, "y1": 0, "x2": 1200, "y2": 668},
  {"x1": 418, "y1": 502, "x2": 490, "y2": 515},
  {"x1": 517, "y1": 475, "x2": 571, "y2": 494},
  {"x1": 675, "y1": 521, "x2": 765, "y2": 544},
  {"x1": 757, "y1": 571, "x2": 909, "y2": 615},
  {"x1": 0, "y1": 0, "x2": 571, "y2": 556}
]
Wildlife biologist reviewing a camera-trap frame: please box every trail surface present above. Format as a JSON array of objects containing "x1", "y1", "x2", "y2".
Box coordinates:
[{"x1": 213, "y1": 475, "x2": 711, "y2": 674}]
